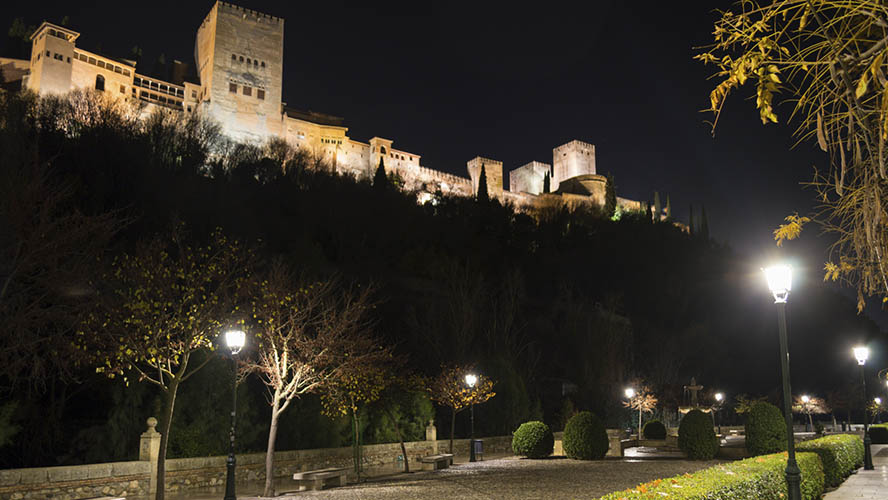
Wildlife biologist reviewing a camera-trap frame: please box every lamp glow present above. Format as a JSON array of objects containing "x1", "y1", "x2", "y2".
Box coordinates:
[
  {"x1": 225, "y1": 329, "x2": 246, "y2": 355},
  {"x1": 853, "y1": 346, "x2": 870, "y2": 366},
  {"x1": 764, "y1": 265, "x2": 792, "y2": 303},
  {"x1": 465, "y1": 374, "x2": 477, "y2": 388},
  {"x1": 801, "y1": 395, "x2": 810, "y2": 403},
  {"x1": 624, "y1": 387, "x2": 635, "y2": 398},
  {"x1": 876, "y1": 397, "x2": 883, "y2": 405},
  {"x1": 715, "y1": 392, "x2": 724, "y2": 402}
]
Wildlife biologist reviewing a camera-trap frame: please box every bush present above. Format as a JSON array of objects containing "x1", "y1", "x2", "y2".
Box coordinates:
[
  {"x1": 678, "y1": 409, "x2": 718, "y2": 460},
  {"x1": 511, "y1": 421, "x2": 554, "y2": 458},
  {"x1": 744, "y1": 401, "x2": 786, "y2": 455},
  {"x1": 643, "y1": 419, "x2": 667, "y2": 440},
  {"x1": 598, "y1": 451, "x2": 824, "y2": 500},
  {"x1": 797, "y1": 434, "x2": 864, "y2": 487},
  {"x1": 563, "y1": 411, "x2": 609, "y2": 460},
  {"x1": 870, "y1": 424, "x2": 888, "y2": 444}
]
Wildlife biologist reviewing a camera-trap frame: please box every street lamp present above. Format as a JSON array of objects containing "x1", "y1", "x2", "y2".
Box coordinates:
[
  {"x1": 624, "y1": 387, "x2": 640, "y2": 438},
  {"x1": 223, "y1": 329, "x2": 246, "y2": 500},
  {"x1": 465, "y1": 373, "x2": 478, "y2": 462},
  {"x1": 764, "y1": 264, "x2": 801, "y2": 500},
  {"x1": 801, "y1": 395, "x2": 811, "y2": 432},
  {"x1": 714, "y1": 392, "x2": 724, "y2": 436},
  {"x1": 853, "y1": 346, "x2": 874, "y2": 470}
]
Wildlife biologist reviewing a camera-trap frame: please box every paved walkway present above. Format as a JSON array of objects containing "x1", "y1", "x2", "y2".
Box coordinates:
[{"x1": 823, "y1": 444, "x2": 888, "y2": 500}]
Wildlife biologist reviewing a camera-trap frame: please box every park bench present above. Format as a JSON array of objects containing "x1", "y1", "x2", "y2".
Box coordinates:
[
  {"x1": 420, "y1": 453, "x2": 454, "y2": 471},
  {"x1": 292, "y1": 466, "x2": 348, "y2": 491}
]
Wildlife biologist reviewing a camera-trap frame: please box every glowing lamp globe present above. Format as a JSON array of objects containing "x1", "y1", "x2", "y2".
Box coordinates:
[
  {"x1": 465, "y1": 374, "x2": 478, "y2": 388},
  {"x1": 764, "y1": 265, "x2": 792, "y2": 303},
  {"x1": 801, "y1": 395, "x2": 810, "y2": 403},
  {"x1": 853, "y1": 346, "x2": 870, "y2": 366},
  {"x1": 225, "y1": 329, "x2": 246, "y2": 355},
  {"x1": 715, "y1": 392, "x2": 724, "y2": 402},
  {"x1": 624, "y1": 387, "x2": 635, "y2": 399},
  {"x1": 876, "y1": 397, "x2": 883, "y2": 405}
]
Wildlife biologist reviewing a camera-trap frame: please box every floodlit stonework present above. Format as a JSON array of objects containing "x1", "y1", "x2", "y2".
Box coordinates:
[{"x1": 9, "y1": 1, "x2": 657, "y2": 213}]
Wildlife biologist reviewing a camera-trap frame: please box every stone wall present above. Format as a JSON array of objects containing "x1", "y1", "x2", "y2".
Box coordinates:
[{"x1": 0, "y1": 461, "x2": 149, "y2": 500}]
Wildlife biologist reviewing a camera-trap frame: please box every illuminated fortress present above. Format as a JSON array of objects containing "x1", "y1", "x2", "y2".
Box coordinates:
[{"x1": 3, "y1": 1, "x2": 650, "y2": 212}]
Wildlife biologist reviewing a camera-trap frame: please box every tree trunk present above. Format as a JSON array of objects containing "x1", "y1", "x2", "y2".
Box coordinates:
[
  {"x1": 807, "y1": 412, "x2": 813, "y2": 431},
  {"x1": 155, "y1": 376, "x2": 180, "y2": 500},
  {"x1": 383, "y1": 406, "x2": 409, "y2": 473},
  {"x1": 450, "y1": 408, "x2": 456, "y2": 454},
  {"x1": 263, "y1": 395, "x2": 281, "y2": 497}
]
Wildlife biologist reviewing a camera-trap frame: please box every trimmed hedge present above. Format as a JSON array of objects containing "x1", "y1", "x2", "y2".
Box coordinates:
[
  {"x1": 678, "y1": 409, "x2": 718, "y2": 460},
  {"x1": 745, "y1": 401, "x2": 786, "y2": 455},
  {"x1": 870, "y1": 424, "x2": 888, "y2": 444},
  {"x1": 643, "y1": 419, "x2": 667, "y2": 440},
  {"x1": 563, "y1": 411, "x2": 609, "y2": 460},
  {"x1": 511, "y1": 421, "x2": 554, "y2": 458},
  {"x1": 598, "y1": 451, "x2": 824, "y2": 500},
  {"x1": 797, "y1": 434, "x2": 864, "y2": 487}
]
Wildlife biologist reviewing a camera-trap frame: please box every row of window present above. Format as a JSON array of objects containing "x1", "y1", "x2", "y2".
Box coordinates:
[
  {"x1": 37, "y1": 50, "x2": 70, "y2": 64},
  {"x1": 132, "y1": 76, "x2": 184, "y2": 98},
  {"x1": 137, "y1": 89, "x2": 184, "y2": 109},
  {"x1": 74, "y1": 52, "x2": 132, "y2": 77},
  {"x1": 231, "y1": 53, "x2": 266, "y2": 69},
  {"x1": 322, "y1": 138, "x2": 342, "y2": 145},
  {"x1": 228, "y1": 82, "x2": 265, "y2": 100},
  {"x1": 374, "y1": 146, "x2": 413, "y2": 162}
]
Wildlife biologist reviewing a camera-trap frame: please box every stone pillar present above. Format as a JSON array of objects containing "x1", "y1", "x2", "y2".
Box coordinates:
[
  {"x1": 426, "y1": 419, "x2": 437, "y2": 454},
  {"x1": 140, "y1": 417, "x2": 161, "y2": 496}
]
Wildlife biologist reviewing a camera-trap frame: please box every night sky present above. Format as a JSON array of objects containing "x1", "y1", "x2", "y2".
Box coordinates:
[{"x1": 3, "y1": 1, "x2": 883, "y2": 321}]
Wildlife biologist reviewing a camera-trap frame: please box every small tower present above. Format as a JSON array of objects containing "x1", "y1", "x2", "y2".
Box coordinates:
[
  {"x1": 26, "y1": 22, "x2": 79, "y2": 95},
  {"x1": 552, "y1": 140, "x2": 596, "y2": 191},
  {"x1": 467, "y1": 157, "x2": 503, "y2": 199}
]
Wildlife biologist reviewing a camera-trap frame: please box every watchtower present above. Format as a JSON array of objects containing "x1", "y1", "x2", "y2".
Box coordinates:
[
  {"x1": 26, "y1": 22, "x2": 79, "y2": 95},
  {"x1": 552, "y1": 140, "x2": 596, "y2": 190}
]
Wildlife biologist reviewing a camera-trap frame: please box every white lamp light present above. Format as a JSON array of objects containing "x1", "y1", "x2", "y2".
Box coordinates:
[
  {"x1": 853, "y1": 346, "x2": 870, "y2": 366},
  {"x1": 876, "y1": 397, "x2": 883, "y2": 405},
  {"x1": 801, "y1": 395, "x2": 810, "y2": 403},
  {"x1": 465, "y1": 374, "x2": 478, "y2": 388},
  {"x1": 715, "y1": 392, "x2": 724, "y2": 402},
  {"x1": 625, "y1": 387, "x2": 635, "y2": 399},
  {"x1": 764, "y1": 265, "x2": 792, "y2": 303},
  {"x1": 225, "y1": 329, "x2": 246, "y2": 355}
]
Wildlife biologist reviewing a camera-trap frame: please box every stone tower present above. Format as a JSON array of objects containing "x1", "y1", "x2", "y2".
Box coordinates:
[
  {"x1": 26, "y1": 22, "x2": 79, "y2": 95},
  {"x1": 552, "y1": 140, "x2": 596, "y2": 191},
  {"x1": 194, "y1": 1, "x2": 284, "y2": 143},
  {"x1": 467, "y1": 157, "x2": 503, "y2": 199}
]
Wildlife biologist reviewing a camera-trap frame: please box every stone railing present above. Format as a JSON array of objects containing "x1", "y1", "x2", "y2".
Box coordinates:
[{"x1": 0, "y1": 418, "x2": 512, "y2": 500}]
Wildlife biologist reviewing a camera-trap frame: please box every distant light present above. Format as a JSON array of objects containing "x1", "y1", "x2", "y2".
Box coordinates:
[
  {"x1": 715, "y1": 392, "x2": 724, "y2": 402},
  {"x1": 764, "y1": 265, "x2": 792, "y2": 303},
  {"x1": 624, "y1": 387, "x2": 636, "y2": 398},
  {"x1": 876, "y1": 397, "x2": 883, "y2": 405},
  {"x1": 225, "y1": 329, "x2": 246, "y2": 355},
  {"x1": 853, "y1": 346, "x2": 870, "y2": 365},
  {"x1": 801, "y1": 395, "x2": 810, "y2": 403},
  {"x1": 465, "y1": 374, "x2": 477, "y2": 388}
]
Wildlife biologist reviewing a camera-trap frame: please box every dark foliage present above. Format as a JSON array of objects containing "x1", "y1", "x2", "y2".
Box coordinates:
[
  {"x1": 642, "y1": 419, "x2": 666, "y2": 440},
  {"x1": 511, "y1": 421, "x2": 554, "y2": 458},
  {"x1": 677, "y1": 409, "x2": 718, "y2": 460},
  {"x1": 562, "y1": 411, "x2": 608, "y2": 460},
  {"x1": 744, "y1": 402, "x2": 786, "y2": 455}
]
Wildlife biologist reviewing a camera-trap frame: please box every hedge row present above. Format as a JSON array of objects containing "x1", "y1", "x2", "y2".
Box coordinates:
[
  {"x1": 871, "y1": 424, "x2": 888, "y2": 444},
  {"x1": 598, "y1": 451, "x2": 824, "y2": 500},
  {"x1": 797, "y1": 434, "x2": 864, "y2": 487}
]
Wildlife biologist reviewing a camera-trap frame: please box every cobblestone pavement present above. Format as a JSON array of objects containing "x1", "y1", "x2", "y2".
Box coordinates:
[
  {"x1": 823, "y1": 444, "x2": 888, "y2": 500},
  {"x1": 274, "y1": 456, "x2": 722, "y2": 500}
]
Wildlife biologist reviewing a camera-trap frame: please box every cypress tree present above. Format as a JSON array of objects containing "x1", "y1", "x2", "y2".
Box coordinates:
[
  {"x1": 543, "y1": 172, "x2": 550, "y2": 194},
  {"x1": 477, "y1": 164, "x2": 489, "y2": 203},
  {"x1": 373, "y1": 157, "x2": 387, "y2": 190},
  {"x1": 689, "y1": 204, "x2": 695, "y2": 235},
  {"x1": 604, "y1": 174, "x2": 617, "y2": 217},
  {"x1": 646, "y1": 201, "x2": 653, "y2": 223},
  {"x1": 666, "y1": 194, "x2": 673, "y2": 221},
  {"x1": 701, "y1": 204, "x2": 710, "y2": 241},
  {"x1": 653, "y1": 191, "x2": 662, "y2": 222}
]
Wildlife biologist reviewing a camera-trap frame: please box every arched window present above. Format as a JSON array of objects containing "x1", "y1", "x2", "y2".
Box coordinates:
[
  {"x1": 95, "y1": 74, "x2": 105, "y2": 92},
  {"x1": 253, "y1": 60, "x2": 258, "y2": 67},
  {"x1": 380, "y1": 146, "x2": 387, "y2": 154},
  {"x1": 239, "y1": 56, "x2": 244, "y2": 63},
  {"x1": 231, "y1": 54, "x2": 236, "y2": 60}
]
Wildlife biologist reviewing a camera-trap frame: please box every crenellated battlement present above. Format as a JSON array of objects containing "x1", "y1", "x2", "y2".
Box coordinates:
[{"x1": 217, "y1": 1, "x2": 283, "y2": 23}]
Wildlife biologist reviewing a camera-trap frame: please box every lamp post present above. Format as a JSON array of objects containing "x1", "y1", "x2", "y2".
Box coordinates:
[
  {"x1": 465, "y1": 373, "x2": 478, "y2": 462},
  {"x1": 801, "y1": 395, "x2": 811, "y2": 432},
  {"x1": 223, "y1": 329, "x2": 246, "y2": 500},
  {"x1": 625, "y1": 387, "x2": 639, "y2": 438},
  {"x1": 714, "y1": 392, "x2": 724, "y2": 436},
  {"x1": 853, "y1": 346, "x2": 874, "y2": 470},
  {"x1": 764, "y1": 264, "x2": 801, "y2": 500}
]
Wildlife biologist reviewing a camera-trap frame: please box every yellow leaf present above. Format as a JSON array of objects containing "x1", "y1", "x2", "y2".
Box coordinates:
[{"x1": 856, "y1": 73, "x2": 869, "y2": 99}]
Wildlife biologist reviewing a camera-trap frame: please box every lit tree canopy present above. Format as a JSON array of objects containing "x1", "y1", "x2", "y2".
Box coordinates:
[{"x1": 697, "y1": 0, "x2": 888, "y2": 310}]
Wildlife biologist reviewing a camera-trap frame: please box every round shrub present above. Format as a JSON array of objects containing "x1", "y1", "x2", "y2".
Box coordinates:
[
  {"x1": 678, "y1": 409, "x2": 718, "y2": 460},
  {"x1": 870, "y1": 425, "x2": 888, "y2": 444},
  {"x1": 744, "y1": 401, "x2": 786, "y2": 455},
  {"x1": 563, "y1": 411, "x2": 609, "y2": 460},
  {"x1": 511, "y1": 421, "x2": 554, "y2": 458},
  {"x1": 643, "y1": 419, "x2": 667, "y2": 440}
]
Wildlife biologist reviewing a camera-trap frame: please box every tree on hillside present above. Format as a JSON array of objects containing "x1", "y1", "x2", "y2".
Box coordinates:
[
  {"x1": 79, "y1": 224, "x2": 253, "y2": 500},
  {"x1": 697, "y1": 0, "x2": 888, "y2": 310},
  {"x1": 428, "y1": 365, "x2": 495, "y2": 453},
  {"x1": 543, "y1": 172, "x2": 551, "y2": 194},
  {"x1": 373, "y1": 157, "x2": 387, "y2": 191},
  {"x1": 5, "y1": 18, "x2": 36, "y2": 59},
  {"x1": 477, "y1": 164, "x2": 490, "y2": 203},
  {"x1": 243, "y1": 263, "x2": 382, "y2": 496},
  {"x1": 653, "y1": 191, "x2": 662, "y2": 221},
  {"x1": 665, "y1": 194, "x2": 673, "y2": 221},
  {"x1": 604, "y1": 174, "x2": 617, "y2": 217}
]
